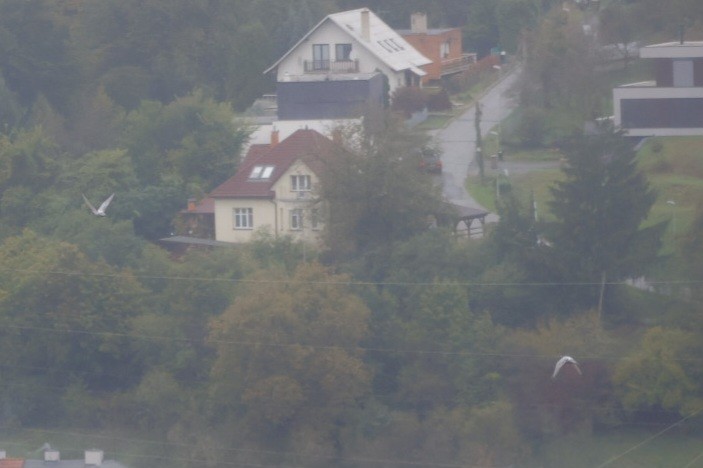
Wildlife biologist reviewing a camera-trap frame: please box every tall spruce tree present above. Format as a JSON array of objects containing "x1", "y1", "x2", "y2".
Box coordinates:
[{"x1": 547, "y1": 128, "x2": 665, "y2": 315}]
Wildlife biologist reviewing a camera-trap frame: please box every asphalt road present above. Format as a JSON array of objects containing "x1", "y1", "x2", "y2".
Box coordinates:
[{"x1": 434, "y1": 65, "x2": 523, "y2": 223}]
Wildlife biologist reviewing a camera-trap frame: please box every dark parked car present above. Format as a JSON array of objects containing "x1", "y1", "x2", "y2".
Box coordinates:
[{"x1": 418, "y1": 148, "x2": 442, "y2": 173}]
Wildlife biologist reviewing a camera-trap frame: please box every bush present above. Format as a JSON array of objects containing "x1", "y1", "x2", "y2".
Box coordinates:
[
  {"x1": 427, "y1": 88, "x2": 453, "y2": 112},
  {"x1": 391, "y1": 86, "x2": 428, "y2": 118},
  {"x1": 517, "y1": 106, "x2": 547, "y2": 148}
]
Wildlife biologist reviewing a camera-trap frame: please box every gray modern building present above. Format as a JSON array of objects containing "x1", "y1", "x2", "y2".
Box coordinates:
[{"x1": 613, "y1": 41, "x2": 703, "y2": 136}]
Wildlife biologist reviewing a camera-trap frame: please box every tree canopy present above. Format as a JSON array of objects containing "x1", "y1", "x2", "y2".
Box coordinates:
[{"x1": 547, "y1": 127, "x2": 664, "y2": 312}]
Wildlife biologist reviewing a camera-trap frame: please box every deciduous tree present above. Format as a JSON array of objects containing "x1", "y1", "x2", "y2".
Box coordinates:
[
  {"x1": 208, "y1": 263, "x2": 372, "y2": 451},
  {"x1": 614, "y1": 326, "x2": 703, "y2": 416},
  {"x1": 0, "y1": 230, "x2": 147, "y2": 423},
  {"x1": 319, "y1": 117, "x2": 445, "y2": 258}
]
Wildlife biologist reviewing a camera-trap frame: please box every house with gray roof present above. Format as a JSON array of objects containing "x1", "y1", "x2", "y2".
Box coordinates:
[{"x1": 264, "y1": 8, "x2": 431, "y2": 120}]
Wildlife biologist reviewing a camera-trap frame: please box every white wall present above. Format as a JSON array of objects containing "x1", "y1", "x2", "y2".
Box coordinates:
[
  {"x1": 213, "y1": 162, "x2": 325, "y2": 244},
  {"x1": 276, "y1": 20, "x2": 405, "y2": 92},
  {"x1": 214, "y1": 198, "x2": 276, "y2": 243}
]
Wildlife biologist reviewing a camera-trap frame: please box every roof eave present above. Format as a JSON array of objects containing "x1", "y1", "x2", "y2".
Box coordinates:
[{"x1": 263, "y1": 15, "x2": 333, "y2": 74}]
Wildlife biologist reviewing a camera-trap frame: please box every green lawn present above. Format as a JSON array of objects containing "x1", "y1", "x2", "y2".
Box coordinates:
[
  {"x1": 415, "y1": 113, "x2": 454, "y2": 131},
  {"x1": 467, "y1": 136, "x2": 703, "y2": 261}
]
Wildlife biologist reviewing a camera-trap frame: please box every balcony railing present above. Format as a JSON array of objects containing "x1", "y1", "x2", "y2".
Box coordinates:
[
  {"x1": 303, "y1": 59, "x2": 360, "y2": 74},
  {"x1": 440, "y1": 53, "x2": 477, "y2": 76}
]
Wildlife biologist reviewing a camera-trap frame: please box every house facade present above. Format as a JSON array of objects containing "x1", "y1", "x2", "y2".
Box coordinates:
[
  {"x1": 265, "y1": 8, "x2": 431, "y2": 107},
  {"x1": 397, "y1": 13, "x2": 476, "y2": 84},
  {"x1": 210, "y1": 129, "x2": 333, "y2": 244},
  {"x1": 613, "y1": 41, "x2": 703, "y2": 136}
]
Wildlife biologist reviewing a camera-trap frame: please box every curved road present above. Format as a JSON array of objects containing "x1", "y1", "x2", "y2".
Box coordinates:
[{"x1": 435, "y1": 65, "x2": 522, "y2": 223}]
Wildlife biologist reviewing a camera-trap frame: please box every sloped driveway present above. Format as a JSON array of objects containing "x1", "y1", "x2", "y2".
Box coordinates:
[{"x1": 434, "y1": 66, "x2": 523, "y2": 223}]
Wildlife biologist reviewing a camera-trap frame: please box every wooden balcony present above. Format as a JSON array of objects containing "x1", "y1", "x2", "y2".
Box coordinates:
[
  {"x1": 440, "y1": 53, "x2": 477, "y2": 76},
  {"x1": 303, "y1": 59, "x2": 360, "y2": 74}
]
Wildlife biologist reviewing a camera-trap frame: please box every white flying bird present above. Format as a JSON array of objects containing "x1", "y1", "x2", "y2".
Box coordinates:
[
  {"x1": 82, "y1": 193, "x2": 115, "y2": 217},
  {"x1": 552, "y1": 355, "x2": 582, "y2": 379}
]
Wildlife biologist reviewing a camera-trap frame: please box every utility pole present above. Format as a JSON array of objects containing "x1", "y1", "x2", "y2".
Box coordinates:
[{"x1": 475, "y1": 101, "x2": 484, "y2": 183}]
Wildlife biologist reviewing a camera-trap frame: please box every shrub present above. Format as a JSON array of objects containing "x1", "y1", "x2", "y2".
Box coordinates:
[
  {"x1": 427, "y1": 88, "x2": 453, "y2": 112},
  {"x1": 391, "y1": 86, "x2": 428, "y2": 118},
  {"x1": 517, "y1": 106, "x2": 547, "y2": 148}
]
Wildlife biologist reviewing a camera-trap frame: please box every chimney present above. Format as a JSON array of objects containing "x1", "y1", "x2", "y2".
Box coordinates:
[
  {"x1": 85, "y1": 449, "x2": 104, "y2": 466},
  {"x1": 44, "y1": 449, "x2": 60, "y2": 462},
  {"x1": 411, "y1": 12, "x2": 427, "y2": 33},
  {"x1": 360, "y1": 8, "x2": 370, "y2": 41},
  {"x1": 187, "y1": 198, "x2": 197, "y2": 212},
  {"x1": 271, "y1": 128, "x2": 280, "y2": 147}
]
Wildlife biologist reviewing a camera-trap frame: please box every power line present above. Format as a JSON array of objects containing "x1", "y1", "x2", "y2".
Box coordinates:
[
  {"x1": 7, "y1": 321, "x2": 703, "y2": 363},
  {"x1": 681, "y1": 446, "x2": 703, "y2": 468},
  {"x1": 594, "y1": 407, "x2": 703, "y2": 468},
  {"x1": 1, "y1": 266, "x2": 701, "y2": 288}
]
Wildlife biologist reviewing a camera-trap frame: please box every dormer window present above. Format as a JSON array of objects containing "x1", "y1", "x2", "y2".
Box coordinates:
[{"x1": 250, "y1": 165, "x2": 275, "y2": 179}]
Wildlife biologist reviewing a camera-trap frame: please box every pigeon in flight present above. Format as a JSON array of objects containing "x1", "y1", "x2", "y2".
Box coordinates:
[
  {"x1": 82, "y1": 193, "x2": 115, "y2": 217},
  {"x1": 552, "y1": 355, "x2": 582, "y2": 379}
]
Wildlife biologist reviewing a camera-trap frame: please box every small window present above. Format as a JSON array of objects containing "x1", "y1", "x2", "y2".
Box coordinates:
[
  {"x1": 441, "y1": 41, "x2": 450, "y2": 59},
  {"x1": 291, "y1": 174, "x2": 311, "y2": 191},
  {"x1": 233, "y1": 208, "x2": 253, "y2": 229},
  {"x1": 290, "y1": 209, "x2": 303, "y2": 230},
  {"x1": 261, "y1": 166, "x2": 275, "y2": 179},
  {"x1": 250, "y1": 166, "x2": 263, "y2": 179},
  {"x1": 384, "y1": 39, "x2": 400, "y2": 51},
  {"x1": 336, "y1": 43, "x2": 352, "y2": 61},
  {"x1": 389, "y1": 39, "x2": 404, "y2": 50},
  {"x1": 377, "y1": 40, "x2": 392, "y2": 52},
  {"x1": 249, "y1": 165, "x2": 274, "y2": 179}
]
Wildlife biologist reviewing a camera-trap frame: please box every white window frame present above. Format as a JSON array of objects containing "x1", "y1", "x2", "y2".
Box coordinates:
[
  {"x1": 335, "y1": 43, "x2": 352, "y2": 61},
  {"x1": 233, "y1": 208, "x2": 253, "y2": 230},
  {"x1": 312, "y1": 44, "x2": 330, "y2": 70},
  {"x1": 440, "y1": 41, "x2": 450, "y2": 59},
  {"x1": 291, "y1": 174, "x2": 311, "y2": 191},
  {"x1": 290, "y1": 209, "x2": 303, "y2": 230}
]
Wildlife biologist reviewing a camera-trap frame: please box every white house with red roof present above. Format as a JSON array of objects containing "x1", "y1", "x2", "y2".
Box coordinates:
[{"x1": 209, "y1": 129, "x2": 334, "y2": 244}]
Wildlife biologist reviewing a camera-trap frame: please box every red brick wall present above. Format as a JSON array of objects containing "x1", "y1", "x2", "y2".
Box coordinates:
[{"x1": 401, "y1": 29, "x2": 464, "y2": 83}]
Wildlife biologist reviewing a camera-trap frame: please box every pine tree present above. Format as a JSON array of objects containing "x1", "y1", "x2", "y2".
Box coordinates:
[{"x1": 547, "y1": 127, "x2": 665, "y2": 314}]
